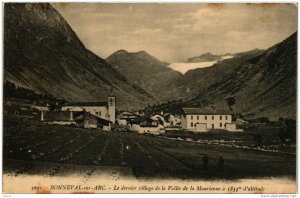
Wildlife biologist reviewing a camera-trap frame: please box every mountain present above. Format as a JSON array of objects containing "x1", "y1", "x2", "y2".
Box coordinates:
[
  {"x1": 187, "y1": 52, "x2": 224, "y2": 63},
  {"x1": 106, "y1": 50, "x2": 183, "y2": 101},
  {"x1": 4, "y1": 3, "x2": 154, "y2": 109},
  {"x1": 169, "y1": 49, "x2": 265, "y2": 101},
  {"x1": 192, "y1": 33, "x2": 297, "y2": 119}
]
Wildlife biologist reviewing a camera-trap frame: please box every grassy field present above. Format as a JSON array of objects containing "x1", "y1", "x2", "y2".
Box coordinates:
[{"x1": 3, "y1": 116, "x2": 296, "y2": 180}]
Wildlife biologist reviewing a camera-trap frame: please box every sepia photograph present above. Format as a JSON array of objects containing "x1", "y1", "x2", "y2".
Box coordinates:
[{"x1": 2, "y1": 2, "x2": 297, "y2": 194}]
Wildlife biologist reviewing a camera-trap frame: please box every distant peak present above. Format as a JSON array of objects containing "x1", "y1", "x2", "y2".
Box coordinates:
[
  {"x1": 113, "y1": 49, "x2": 128, "y2": 55},
  {"x1": 136, "y1": 51, "x2": 149, "y2": 55}
]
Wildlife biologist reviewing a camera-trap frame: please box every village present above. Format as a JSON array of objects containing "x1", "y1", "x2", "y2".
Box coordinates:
[
  {"x1": 36, "y1": 96, "x2": 244, "y2": 135},
  {"x1": 3, "y1": 89, "x2": 296, "y2": 182}
]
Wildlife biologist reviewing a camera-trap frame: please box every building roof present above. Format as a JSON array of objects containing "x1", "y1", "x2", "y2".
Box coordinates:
[
  {"x1": 44, "y1": 111, "x2": 111, "y2": 125},
  {"x1": 79, "y1": 112, "x2": 112, "y2": 125},
  {"x1": 129, "y1": 117, "x2": 158, "y2": 126},
  {"x1": 129, "y1": 117, "x2": 149, "y2": 124},
  {"x1": 182, "y1": 107, "x2": 231, "y2": 115},
  {"x1": 44, "y1": 111, "x2": 74, "y2": 122},
  {"x1": 62, "y1": 102, "x2": 107, "y2": 107}
]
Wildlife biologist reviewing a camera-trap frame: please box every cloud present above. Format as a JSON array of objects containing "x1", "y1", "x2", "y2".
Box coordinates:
[{"x1": 53, "y1": 3, "x2": 297, "y2": 62}]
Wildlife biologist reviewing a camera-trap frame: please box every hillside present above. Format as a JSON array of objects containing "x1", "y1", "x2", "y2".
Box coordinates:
[
  {"x1": 4, "y1": 3, "x2": 154, "y2": 109},
  {"x1": 106, "y1": 50, "x2": 183, "y2": 101},
  {"x1": 193, "y1": 33, "x2": 297, "y2": 119},
  {"x1": 169, "y1": 49, "x2": 265, "y2": 101}
]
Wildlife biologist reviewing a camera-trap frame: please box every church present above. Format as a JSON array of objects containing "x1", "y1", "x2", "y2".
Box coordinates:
[{"x1": 61, "y1": 96, "x2": 116, "y2": 124}]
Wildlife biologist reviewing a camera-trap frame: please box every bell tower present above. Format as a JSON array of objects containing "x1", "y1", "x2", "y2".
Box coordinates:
[{"x1": 108, "y1": 96, "x2": 116, "y2": 124}]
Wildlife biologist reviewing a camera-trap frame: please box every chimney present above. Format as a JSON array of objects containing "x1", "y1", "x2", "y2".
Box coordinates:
[
  {"x1": 70, "y1": 111, "x2": 73, "y2": 120},
  {"x1": 40, "y1": 111, "x2": 44, "y2": 121}
]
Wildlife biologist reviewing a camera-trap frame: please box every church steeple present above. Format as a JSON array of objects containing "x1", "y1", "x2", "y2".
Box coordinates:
[{"x1": 108, "y1": 96, "x2": 116, "y2": 124}]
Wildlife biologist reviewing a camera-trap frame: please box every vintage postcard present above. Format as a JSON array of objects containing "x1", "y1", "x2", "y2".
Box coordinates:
[{"x1": 2, "y1": 2, "x2": 297, "y2": 194}]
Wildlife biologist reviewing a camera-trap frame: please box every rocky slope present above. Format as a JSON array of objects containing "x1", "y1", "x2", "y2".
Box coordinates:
[{"x1": 4, "y1": 3, "x2": 154, "y2": 109}]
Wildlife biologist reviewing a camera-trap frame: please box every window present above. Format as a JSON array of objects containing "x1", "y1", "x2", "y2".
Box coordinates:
[
  {"x1": 191, "y1": 122, "x2": 193, "y2": 127},
  {"x1": 220, "y1": 116, "x2": 222, "y2": 120},
  {"x1": 225, "y1": 116, "x2": 228, "y2": 120},
  {"x1": 191, "y1": 115, "x2": 193, "y2": 120},
  {"x1": 197, "y1": 115, "x2": 199, "y2": 120},
  {"x1": 205, "y1": 116, "x2": 207, "y2": 120},
  {"x1": 212, "y1": 116, "x2": 214, "y2": 120},
  {"x1": 220, "y1": 123, "x2": 222, "y2": 127},
  {"x1": 212, "y1": 124, "x2": 214, "y2": 129},
  {"x1": 99, "y1": 111, "x2": 101, "y2": 116},
  {"x1": 96, "y1": 112, "x2": 99, "y2": 115}
]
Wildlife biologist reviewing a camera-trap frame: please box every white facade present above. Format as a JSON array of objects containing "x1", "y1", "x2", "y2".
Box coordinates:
[
  {"x1": 151, "y1": 114, "x2": 170, "y2": 127},
  {"x1": 225, "y1": 123, "x2": 243, "y2": 132},
  {"x1": 62, "y1": 105, "x2": 108, "y2": 119},
  {"x1": 181, "y1": 108, "x2": 234, "y2": 132},
  {"x1": 117, "y1": 119, "x2": 127, "y2": 126},
  {"x1": 168, "y1": 114, "x2": 181, "y2": 126},
  {"x1": 182, "y1": 114, "x2": 232, "y2": 131},
  {"x1": 47, "y1": 121, "x2": 76, "y2": 126},
  {"x1": 195, "y1": 123, "x2": 208, "y2": 132},
  {"x1": 131, "y1": 124, "x2": 161, "y2": 135}
]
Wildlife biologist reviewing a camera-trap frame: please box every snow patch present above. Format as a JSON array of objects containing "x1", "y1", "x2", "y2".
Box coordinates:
[{"x1": 168, "y1": 55, "x2": 234, "y2": 74}]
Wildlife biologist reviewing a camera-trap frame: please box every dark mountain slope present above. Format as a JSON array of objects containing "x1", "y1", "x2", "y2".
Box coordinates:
[
  {"x1": 193, "y1": 32, "x2": 297, "y2": 119},
  {"x1": 173, "y1": 49, "x2": 265, "y2": 100},
  {"x1": 106, "y1": 50, "x2": 183, "y2": 101},
  {"x1": 4, "y1": 3, "x2": 154, "y2": 109}
]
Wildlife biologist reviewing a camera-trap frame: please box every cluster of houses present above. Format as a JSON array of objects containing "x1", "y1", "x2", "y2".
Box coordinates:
[
  {"x1": 40, "y1": 96, "x2": 116, "y2": 131},
  {"x1": 38, "y1": 96, "x2": 243, "y2": 134},
  {"x1": 117, "y1": 107, "x2": 243, "y2": 134}
]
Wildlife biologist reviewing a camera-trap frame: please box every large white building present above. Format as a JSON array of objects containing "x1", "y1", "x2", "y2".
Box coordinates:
[
  {"x1": 61, "y1": 96, "x2": 116, "y2": 124},
  {"x1": 181, "y1": 107, "x2": 242, "y2": 132}
]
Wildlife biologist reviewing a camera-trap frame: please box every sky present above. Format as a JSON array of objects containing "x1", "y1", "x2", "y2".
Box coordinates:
[{"x1": 53, "y1": 3, "x2": 297, "y2": 62}]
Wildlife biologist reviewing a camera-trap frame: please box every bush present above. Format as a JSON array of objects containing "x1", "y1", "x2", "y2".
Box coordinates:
[{"x1": 278, "y1": 119, "x2": 296, "y2": 144}]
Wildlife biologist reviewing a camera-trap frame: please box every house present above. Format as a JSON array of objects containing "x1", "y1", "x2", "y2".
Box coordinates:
[
  {"x1": 150, "y1": 113, "x2": 170, "y2": 127},
  {"x1": 75, "y1": 112, "x2": 112, "y2": 131},
  {"x1": 32, "y1": 101, "x2": 49, "y2": 111},
  {"x1": 117, "y1": 111, "x2": 140, "y2": 126},
  {"x1": 61, "y1": 96, "x2": 116, "y2": 124},
  {"x1": 164, "y1": 113, "x2": 181, "y2": 126},
  {"x1": 41, "y1": 111, "x2": 112, "y2": 131},
  {"x1": 41, "y1": 111, "x2": 76, "y2": 126},
  {"x1": 181, "y1": 107, "x2": 243, "y2": 132},
  {"x1": 129, "y1": 117, "x2": 163, "y2": 135}
]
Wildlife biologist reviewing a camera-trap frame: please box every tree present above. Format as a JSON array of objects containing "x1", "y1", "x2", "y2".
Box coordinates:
[
  {"x1": 278, "y1": 119, "x2": 296, "y2": 144},
  {"x1": 226, "y1": 96, "x2": 235, "y2": 111}
]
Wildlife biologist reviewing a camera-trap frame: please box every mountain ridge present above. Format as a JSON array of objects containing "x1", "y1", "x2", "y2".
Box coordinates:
[{"x1": 106, "y1": 50, "x2": 183, "y2": 102}]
